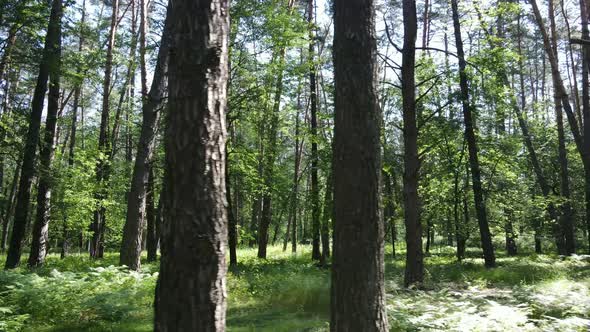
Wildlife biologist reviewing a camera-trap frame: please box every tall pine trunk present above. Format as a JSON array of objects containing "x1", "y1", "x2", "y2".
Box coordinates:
[
  {"x1": 120, "y1": 0, "x2": 171, "y2": 270},
  {"x1": 401, "y1": 0, "x2": 424, "y2": 286},
  {"x1": 154, "y1": 0, "x2": 229, "y2": 329},
  {"x1": 331, "y1": 0, "x2": 388, "y2": 329}
]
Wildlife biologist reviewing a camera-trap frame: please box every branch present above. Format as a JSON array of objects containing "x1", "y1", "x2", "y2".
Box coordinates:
[{"x1": 570, "y1": 38, "x2": 590, "y2": 46}]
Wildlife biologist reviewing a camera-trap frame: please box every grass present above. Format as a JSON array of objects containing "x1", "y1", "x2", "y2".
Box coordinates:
[{"x1": 0, "y1": 245, "x2": 589, "y2": 331}]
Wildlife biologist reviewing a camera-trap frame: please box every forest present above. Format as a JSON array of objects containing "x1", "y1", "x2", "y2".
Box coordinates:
[{"x1": 1, "y1": 0, "x2": 590, "y2": 330}]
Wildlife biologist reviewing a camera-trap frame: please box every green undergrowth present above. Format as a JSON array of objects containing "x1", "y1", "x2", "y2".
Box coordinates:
[{"x1": 0, "y1": 245, "x2": 589, "y2": 331}]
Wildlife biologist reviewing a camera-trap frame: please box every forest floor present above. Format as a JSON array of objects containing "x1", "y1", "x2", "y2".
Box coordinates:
[{"x1": 0, "y1": 245, "x2": 589, "y2": 331}]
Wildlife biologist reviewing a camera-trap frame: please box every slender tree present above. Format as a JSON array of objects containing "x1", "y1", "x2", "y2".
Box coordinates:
[
  {"x1": 154, "y1": 0, "x2": 230, "y2": 329},
  {"x1": 401, "y1": 0, "x2": 424, "y2": 286},
  {"x1": 450, "y1": 0, "x2": 495, "y2": 267},
  {"x1": 91, "y1": 0, "x2": 119, "y2": 258},
  {"x1": 120, "y1": 0, "x2": 172, "y2": 270},
  {"x1": 331, "y1": 0, "x2": 388, "y2": 329}
]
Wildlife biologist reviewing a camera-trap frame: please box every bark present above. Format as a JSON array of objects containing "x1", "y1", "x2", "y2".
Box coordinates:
[
  {"x1": 4, "y1": 0, "x2": 63, "y2": 269},
  {"x1": 451, "y1": 0, "x2": 496, "y2": 268},
  {"x1": 146, "y1": 168, "x2": 157, "y2": 262},
  {"x1": 227, "y1": 148, "x2": 237, "y2": 268},
  {"x1": 120, "y1": 0, "x2": 171, "y2": 270},
  {"x1": 401, "y1": 0, "x2": 424, "y2": 286},
  {"x1": 579, "y1": 0, "x2": 590, "y2": 254},
  {"x1": 331, "y1": 0, "x2": 388, "y2": 329},
  {"x1": 320, "y1": 170, "x2": 332, "y2": 266},
  {"x1": 309, "y1": 0, "x2": 321, "y2": 261},
  {"x1": 91, "y1": 0, "x2": 119, "y2": 259},
  {"x1": 28, "y1": 0, "x2": 63, "y2": 267},
  {"x1": 154, "y1": 0, "x2": 229, "y2": 330}
]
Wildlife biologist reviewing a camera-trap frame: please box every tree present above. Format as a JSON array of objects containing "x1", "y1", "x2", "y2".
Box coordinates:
[
  {"x1": 28, "y1": 0, "x2": 63, "y2": 267},
  {"x1": 401, "y1": 0, "x2": 424, "y2": 287},
  {"x1": 331, "y1": 0, "x2": 388, "y2": 330},
  {"x1": 4, "y1": 0, "x2": 63, "y2": 269},
  {"x1": 450, "y1": 0, "x2": 495, "y2": 268},
  {"x1": 120, "y1": 0, "x2": 172, "y2": 270},
  {"x1": 91, "y1": 0, "x2": 119, "y2": 258},
  {"x1": 154, "y1": 0, "x2": 230, "y2": 329}
]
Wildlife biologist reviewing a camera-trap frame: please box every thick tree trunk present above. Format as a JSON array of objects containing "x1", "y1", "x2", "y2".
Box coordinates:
[
  {"x1": 28, "y1": 0, "x2": 63, "y2": 267},
  {"x1": 402, "y1": 0, "x2": 424, "y2": 287},
  {"x1": 451, "y1": 0, "x2": 495, "y2": 268},
  {"x1": 154, "y1": 0, "x2": 229, "y2": 330},
  {"x1": 4, "y1": 0, "x2": 62, "y2": 269},
  {"x1": 120, "y1": 1, "x2": 171, "y2": 270},
  {"x1": 91, "y1": 0, "x2": 119, "y2": 259},
  {"x1": 331, "y1": 0, "x2": 388, "y2": 330}
]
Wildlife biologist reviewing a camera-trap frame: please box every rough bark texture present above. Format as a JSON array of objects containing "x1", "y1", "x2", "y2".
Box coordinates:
[
  {"x1": 402, "y1": 0, "x2": 424, "y2": 287},
  {"x1": 4, "y1": 0, "x2": 62, "y2": 269},
  {"x1": 154, "y1": 0, "x2": 229, "y2": 330},
  {"x1": 120, "y1": 1, "x2": 171, "y2": 270},
  {"x1": 451, "y1": 0, "x2": 496, "y2": 268},
  {"x1": 331, "y1": 0, "x2": 388, "y2": 330},
  {"x1": 28, "y1": 0, "x2": 63, "y2": 267}
]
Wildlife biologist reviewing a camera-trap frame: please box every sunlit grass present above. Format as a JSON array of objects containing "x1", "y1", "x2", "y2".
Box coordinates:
[{"x1": 1, "y1": 245, "x2": 589, "y2": 331}]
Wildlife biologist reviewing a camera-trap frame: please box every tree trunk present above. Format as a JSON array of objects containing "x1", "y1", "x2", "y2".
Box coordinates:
[
  {"x1": 91, "y1": 0, "x2": 119, "y2": 259},
  {"x1": 154, "y1": 0, "x2": 229, "y2": 330},
  {"x1": 451, "y1": 0, "x2": 495, "y2": 268},
  {"x1": 291, "y1": 95, "x2": 302, "y2": 253},
  {"x1": 331, "y1": 0, "x2": 388, "y2": 329},
  {"x1": 146, "y1": 168, "x2": 157, "y2": 262},
  {"x1": 401, "y1": 0, "x2": 424, "y2": 286},
  {"x1": 548, "y1": 0, "x2": 574, "y2": 255},
  {"x1": 1, "y1": 157, "x2": 20, "y2": 252},
  {"x1": 384, "y1": 171, "x2": 396, "y2": 258},
  {"x1": 120, "y1": 0, "x2": 171, "y2": 270},
  {"x1": 28, "y1": 0, "x2": 63, "y2": 267},
  {"x1": 309, "y1": 0, "x2": 321, "y2": 262},
  {"x1": 579, "y1": 0, "x2": 590, "y2": 254},
  {"x1": 4, "y1": 0, "x2": 63, "y2": 269},
  {"x1": 227, "y1": 147, "x2": 237, "y2": 268},
  {"x1": 320, "y1": 170, "x2": 332, "y2": 266}
]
